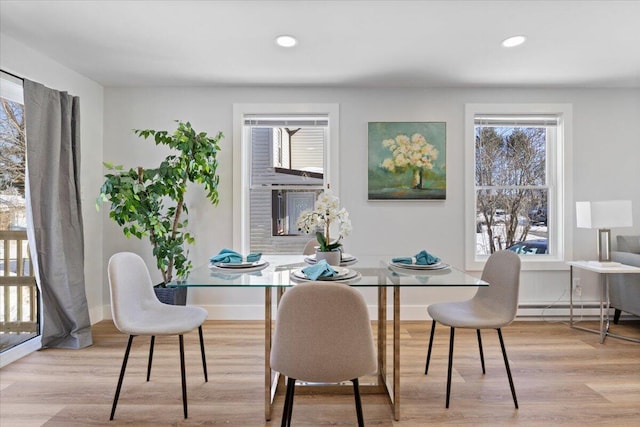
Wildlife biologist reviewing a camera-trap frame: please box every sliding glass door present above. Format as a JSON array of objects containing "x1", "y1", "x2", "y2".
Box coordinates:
[{"x1": 0, "y1": 73, "x2": 39, "y2": 355}]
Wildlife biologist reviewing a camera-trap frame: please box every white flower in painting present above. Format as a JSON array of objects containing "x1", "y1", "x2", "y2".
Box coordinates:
[
  {"x1": 423, "y1": 143, "x2": 439, "y2": 160},
  {"x1": 411, "y1": 133, "x2": 426, "y2": 145},
  {"x1": 396, "y1": 134, "x2": 410, "y2": 146},
  {"x1": 381, "y1": 158, "x2": 395, "y2": 172},
  {"x1": 395, "y1": 153, "x2": 409, "y2": 167}
]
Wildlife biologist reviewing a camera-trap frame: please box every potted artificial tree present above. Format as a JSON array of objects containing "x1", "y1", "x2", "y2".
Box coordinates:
[{"x1": 98, "y1": 121, "x2": 222, "y2": 304}]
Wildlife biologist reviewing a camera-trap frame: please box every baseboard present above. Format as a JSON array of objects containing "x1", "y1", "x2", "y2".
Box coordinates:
[
  {"x1": 99, "y1": 302, "x2": 615, "y2": 322},
  {"x1": 89, "y1": 304, "x2": 104, "y2": 325},
  {"x1": 515, "y1": 303, "x2": 603, "y2": 319},
  {"x1": 401, "y1": 303, "x2": 607, "y2": 321},
  {"x1": 100, "y1": 304, "x2": 268, "y2": 321}
]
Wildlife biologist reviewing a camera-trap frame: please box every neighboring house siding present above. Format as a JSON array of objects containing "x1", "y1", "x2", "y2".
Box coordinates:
[
  {"x1": 291, "y1": 128, "x2": 324, "y2": 171},
  {"x1": 251, "y1": 128, "x2": 323, "y2": 186},
  {"x1": 249, "y1": 128, "x2": 322, "y2": 254}
]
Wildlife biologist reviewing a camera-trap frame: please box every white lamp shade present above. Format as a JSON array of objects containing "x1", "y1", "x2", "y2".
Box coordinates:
[{"x1": 576, "y1": 200, "x2": 633, "y2": 229}]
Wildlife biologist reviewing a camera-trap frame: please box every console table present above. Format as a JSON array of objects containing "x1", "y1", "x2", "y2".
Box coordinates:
[{"x1": 568, "y1": 261, "x2": 640, "y2": 344}]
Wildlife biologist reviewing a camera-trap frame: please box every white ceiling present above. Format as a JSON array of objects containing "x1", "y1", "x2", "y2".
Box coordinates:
[{"x1": 1, "y1": 0, "x2": 639, "y2": 88}]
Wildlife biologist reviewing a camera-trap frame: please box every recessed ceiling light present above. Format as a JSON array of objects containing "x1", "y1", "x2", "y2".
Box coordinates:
[
  {"x1": 276, "y1": 35, "x2": 297, "y2": 48},
  {"x1": 501, "y1": 35, "x2": 527, "y2": 48}
]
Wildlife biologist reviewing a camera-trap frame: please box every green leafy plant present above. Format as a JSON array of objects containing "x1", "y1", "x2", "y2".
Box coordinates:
[
  {"x1": 97, "y1": 121, "x2": 222, "y2": 284},
  {"x1": 315, "y1": 231, "x2": 342, "y2": 252}
]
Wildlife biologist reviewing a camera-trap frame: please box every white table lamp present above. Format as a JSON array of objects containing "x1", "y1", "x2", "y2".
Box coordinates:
[{"x1": 576, "y1": 200, "x2": 633, "y2": 262}]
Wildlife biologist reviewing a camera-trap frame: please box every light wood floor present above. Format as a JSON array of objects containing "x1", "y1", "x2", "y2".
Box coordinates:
[{"x1": 1, "y1": 319, "x2": 639, "y2": 426}]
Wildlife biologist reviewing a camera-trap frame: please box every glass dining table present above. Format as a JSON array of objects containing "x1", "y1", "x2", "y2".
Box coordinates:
[{"x1": 171, "y1": 254, "x2": 487, "y2": 421}]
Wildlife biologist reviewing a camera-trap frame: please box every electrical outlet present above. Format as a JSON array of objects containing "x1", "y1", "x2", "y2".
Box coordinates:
[{"x1": 573, "y1": 278, "x2": 582, "y2": 297}]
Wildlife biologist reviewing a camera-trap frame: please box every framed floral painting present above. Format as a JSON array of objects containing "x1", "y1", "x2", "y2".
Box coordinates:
[{"x1": 368, "y1": 122, "x2": 446, "y2": 200}]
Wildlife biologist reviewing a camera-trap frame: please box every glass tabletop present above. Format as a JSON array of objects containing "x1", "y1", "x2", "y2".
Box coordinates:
[{"x1": 171, "y1": 255, "x2": 487, "y2": 288}]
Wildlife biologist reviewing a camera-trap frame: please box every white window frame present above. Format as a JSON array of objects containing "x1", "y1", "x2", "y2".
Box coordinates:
[
  {"x1": 464, "y1": 103, "x2": 573, "y2": 271},
  {"x1": 232, "y1": 103, "x2": 340, "y2": 254}
]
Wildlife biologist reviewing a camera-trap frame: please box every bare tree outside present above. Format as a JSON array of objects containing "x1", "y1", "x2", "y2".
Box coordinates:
[
  {"x1": 0, "y1": 98, "x2": 27, "y2": 231},
  {"x1": 0, "y1": 99, "x2": 26, "y2": 196},
  {"x1": 1, "y1": 90, "x2": 37, "y2": 352},
  {"x1": 475, "y1": 126, "x2": 548, "y2": 255}
]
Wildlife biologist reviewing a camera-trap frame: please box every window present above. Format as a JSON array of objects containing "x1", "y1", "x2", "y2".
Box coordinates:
[
  {"x1": 248, "y1": 123, "x2": 325, "y2": 247},
  {"x1": 465, "y1": 104, "x2": 572, "y2": 270},
  {"x1": 233, "y1": 104, "x2": 340, "y2": 254}
]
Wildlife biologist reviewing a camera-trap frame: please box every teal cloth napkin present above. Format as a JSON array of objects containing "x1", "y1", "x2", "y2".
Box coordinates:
[
  {"x1": 392, "y1": 250, "x2": 440, "y2": 265},
  {"x1": 210, "y1": 248, "x2": 262, "y2": 264},
  {"x1": 302, "y1": 259, "x2": 338, "y2": 280}
]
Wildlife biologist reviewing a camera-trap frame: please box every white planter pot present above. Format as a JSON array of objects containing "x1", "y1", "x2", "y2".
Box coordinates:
[{"x1": 315, "y1": 250, "x2": 341, "y2": 266}]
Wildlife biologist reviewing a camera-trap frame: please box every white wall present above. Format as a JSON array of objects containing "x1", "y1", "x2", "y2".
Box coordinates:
[
  {"x1": 103, "y1": 86, "x2": 640, "y2": 319},
  {"x1": 1, "y1": 28, "x2": 636, "y2": 332},
  {"x1": 0, "y1": 34, "x2": 105, "y2": 324},
  {"x1": 2, "y1": 25, "x2": 638, "y2": 322}
]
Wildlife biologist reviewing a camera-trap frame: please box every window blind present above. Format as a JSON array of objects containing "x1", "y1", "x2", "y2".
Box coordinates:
[
  {"x1": 0, "y1": 71, "x2": 24, "y2": 104},
  {"x1": 474, "y1": 114, "x2": 559, "y2": 127},
  {"x1": 244, "y1": 114, "x2": 328, "y2": 127}
]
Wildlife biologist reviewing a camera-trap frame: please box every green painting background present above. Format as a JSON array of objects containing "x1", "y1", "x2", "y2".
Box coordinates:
[{"x1": 368, "y1": 122, "x2": 446, "y2": 200}]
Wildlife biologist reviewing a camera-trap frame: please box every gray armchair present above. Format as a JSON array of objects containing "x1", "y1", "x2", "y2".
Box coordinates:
[{"x1": 610, "y1": 235, "x2": 640, "y2": 323}]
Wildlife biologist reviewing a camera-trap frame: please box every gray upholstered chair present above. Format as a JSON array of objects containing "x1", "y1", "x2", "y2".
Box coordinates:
[
  {"x1": 270, "y1": 282, "x2": 377, "y2": 427},
  {"x1": 610, "y1": 235, "x2": 640, "y2": 322},
  {"x1": 107, "y1": 252, "x2": 208, "y2": 420},
  {"x1": 424, "y1": 250, "x2": 521, "y2": 408}
]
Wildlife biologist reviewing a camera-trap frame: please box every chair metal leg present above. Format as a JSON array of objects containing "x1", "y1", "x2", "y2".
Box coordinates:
[
  {"x1": 446, "y1": 327, "x2": 455, "y2": 408},
  {"x1": 198, "y1": 325, "x2": 208, "y2": 382},
  {"x1": 476, "y1": 329, "x2": 486, "y2": 374},
  {"x1": 146, "y1": 336, "x2": 155, "y2": 381},
  {"x1": 281, "y1": 378, "x2": 291, "y2": 427},
  {"x1": 288, "y1": 379, "x2": 296, "y2": 427},
  {"x1": 613, "y1": 308, "x2": 621, "y2": 324},
  {"x1": 281, "y1": 378, "x2": 289, "y2": 427},
  {"x1": 179, "y1": 335, "x2": 188, "y2": 418},
  {"x1": 281, "y1": 377, "x2": 296, "y2": 427},
  {"x1": 425, "y1": 319, "x2": 436, "y2": 375},
  {"x1": 497, "y1": 328, "x2": 518, "y2": 409},
  {"x1": 110, "y1": 335, "x2": 134, "y2": 420},
  {"x1": 352, "y1": 378, "x2": 365, "y2": 427}
]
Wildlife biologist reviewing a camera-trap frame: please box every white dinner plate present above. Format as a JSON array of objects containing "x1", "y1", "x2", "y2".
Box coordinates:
[
  {"x1": 292, "y1": 267, "x2": 359, "y2": 282},
  {"x1": 304, "y1": 253, "x2": 357, "y2": 266},
  {"x1": 291, "y1": 270, "x2": 362, "y2": 284},
  {"x1": 389, "y1": 261, "x2": 450, "y2": 270},
  {"x1": 209, "y1": 262, "x2": 269, "y2": 274},
  {"x1": 388, "y1": 264, "x2": 451, "y2": 276},
  {"x1": 212, "y1": 259, "x2": 267, "y2": 269}
]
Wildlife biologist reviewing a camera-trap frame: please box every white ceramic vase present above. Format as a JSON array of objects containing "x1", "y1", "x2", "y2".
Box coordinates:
[{"x1": 315, "y1": 249, "x2": 341, "y2": 266}]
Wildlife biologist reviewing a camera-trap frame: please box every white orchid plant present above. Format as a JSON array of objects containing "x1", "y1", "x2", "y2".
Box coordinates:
[{"x1": 296, "y1": 191, "x2": 352, "y2": 252}]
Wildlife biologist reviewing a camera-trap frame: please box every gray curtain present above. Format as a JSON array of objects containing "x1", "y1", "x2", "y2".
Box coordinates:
[{"x1": 24, "y1": 79, "x2": 92, "y2": 349}]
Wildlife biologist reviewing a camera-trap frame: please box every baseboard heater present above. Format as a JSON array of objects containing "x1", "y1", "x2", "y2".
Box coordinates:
[{"x1": 515, "y1": 303, "x2": 637, "y2": 320}]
